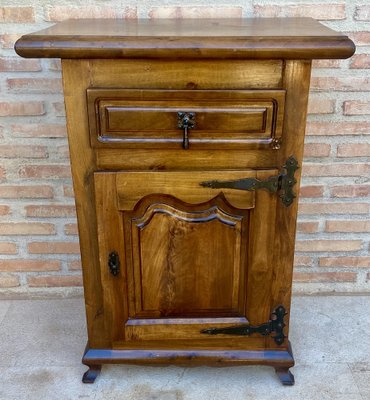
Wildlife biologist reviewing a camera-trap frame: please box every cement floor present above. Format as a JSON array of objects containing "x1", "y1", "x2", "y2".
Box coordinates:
[{"x1": 0, "y1": 296, "x2": 369, "y2": 400}]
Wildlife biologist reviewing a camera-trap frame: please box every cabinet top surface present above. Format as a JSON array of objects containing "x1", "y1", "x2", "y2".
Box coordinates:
[{"x1": 15, "y1": 18, "x2": 355, "y2": 60}]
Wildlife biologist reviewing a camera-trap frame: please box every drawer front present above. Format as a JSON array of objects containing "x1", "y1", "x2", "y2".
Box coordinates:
[{"x1": 87, "y1": 89, "x2": 285, "y2": 149}]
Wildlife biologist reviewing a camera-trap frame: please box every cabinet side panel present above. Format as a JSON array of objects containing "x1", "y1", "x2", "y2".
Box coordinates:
[
  {"x1": 269, "y1": 60, "x2": 312, "y2": 348},
  {"x1": 61, "y1": 60, "x2": 108, "y2": 347}
]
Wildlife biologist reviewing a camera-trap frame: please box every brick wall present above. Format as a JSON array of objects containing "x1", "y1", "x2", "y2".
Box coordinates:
[{"x1": 0, "y1": 1, "x2": 369, "y2": 297}]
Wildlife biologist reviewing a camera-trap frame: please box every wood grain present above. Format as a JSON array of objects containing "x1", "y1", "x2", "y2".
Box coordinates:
[
  {"x1": 268, "y1": 60, "x2": 313, "y2": 350},
  {"x1": 61, "y1": 60, "x2": 108, "y2": 348},
  {"x1": 115, "y1": 170, "x2": 256, "y2": 210},
  {"x1": 88, "y1": 59, "x2": 283, "y2": 89},
  {"x1": 87, "y1": 88, "x2": 285, "y2": 149},
  {"x1": 25, "y1": 18, "x2": 355, "y2": 382},
  {"x1": 15, "y1": 18, "x2": 355, "y2": 59}
]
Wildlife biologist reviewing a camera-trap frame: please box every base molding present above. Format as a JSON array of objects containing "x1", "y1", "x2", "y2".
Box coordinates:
[{"x1": 82, "y1": 341, "x2": 294, "y2": 384}]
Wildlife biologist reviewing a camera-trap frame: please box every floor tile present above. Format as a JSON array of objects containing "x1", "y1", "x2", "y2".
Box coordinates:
[
  {"x1": 0, "y1": 299, "x2": 86, "y2": 367},
  {"x1": 0, "y1": 300, "x2": 10, "y2": 324},
  {"x1": 0, "y1": 362, "x2": 362, "y2": 400},
  {"x1": 290, "y1": 296, "x2": 370, "y2": 364},
  {"x1": 351, "y1": 371, "x2": 370, "y2": 399},
  {"x1": 0, "y1": 296, "x2": 367, "y2": 398}
]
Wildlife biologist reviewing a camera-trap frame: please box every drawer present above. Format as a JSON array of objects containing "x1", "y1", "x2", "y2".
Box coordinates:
[{"x1": 87, "y1": 89, "x2": 285, "y2": 149}]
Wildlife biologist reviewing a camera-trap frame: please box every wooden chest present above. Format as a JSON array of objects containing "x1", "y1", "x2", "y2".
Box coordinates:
[{"x1": 15, "y1": 18, "x2": 355, "y2": 385}]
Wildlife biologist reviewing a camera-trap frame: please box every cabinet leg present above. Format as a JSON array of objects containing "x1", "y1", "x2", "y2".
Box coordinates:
[
  {"x1": 82, "y1": 364, "x2": 101, "y2": 384},
  {"x1": 275, "y1": 367, "x2": 295, "y2": 386}
]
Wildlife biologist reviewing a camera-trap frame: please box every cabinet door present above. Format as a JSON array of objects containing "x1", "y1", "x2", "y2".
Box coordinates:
[{"x1": 94, "y1": 169, "x2": 278, "y2": 349}]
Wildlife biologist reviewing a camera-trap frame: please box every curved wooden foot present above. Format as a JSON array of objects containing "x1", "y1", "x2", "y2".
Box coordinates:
[
  {"x1": 275, "y1": 367, "x2": 295, "y2": 386},
  {"x1": 82, "y1": 365, "x2": 101, "y2": 384}
]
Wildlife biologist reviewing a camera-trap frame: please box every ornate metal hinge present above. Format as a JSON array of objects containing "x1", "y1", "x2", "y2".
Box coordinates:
[
  {"x1": 200, "y1": 156, "x2": 299, "y2": 207},
  {"x1": 108, "y1": 251, "x2": 120, "y2": 276},
  {"x1": 178, "y1": 112, "x2": 195, "y2": 150},
  {"x1": 200, "y1": 305, "x2": 287, "y2": 346}
]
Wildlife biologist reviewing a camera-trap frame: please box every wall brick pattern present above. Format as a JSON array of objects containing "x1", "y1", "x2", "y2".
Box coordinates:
[{"x1": 0, "y1": 1, "x2": 369, "y2": 296}]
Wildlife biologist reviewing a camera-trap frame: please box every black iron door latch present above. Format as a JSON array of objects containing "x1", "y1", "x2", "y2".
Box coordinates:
[{"x1": 108, "y1": 251, "x2": 120, "y2": 276}]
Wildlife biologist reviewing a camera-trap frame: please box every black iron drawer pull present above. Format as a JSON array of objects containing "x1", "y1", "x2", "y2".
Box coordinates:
[
  {"x1": 200, "y1": 156, "x2": 299, "y2": 207},
  {"x1": 178, "y1": 112, "x2": 196, "y2": 150},
  {"x1": 201, "y1": 305, "x2": 287, "y2": 346}
]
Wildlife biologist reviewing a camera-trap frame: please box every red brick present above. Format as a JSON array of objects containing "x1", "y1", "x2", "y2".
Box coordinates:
[
  {"x1": 0, "y1": 7, "x2": 34, "y2": 22},
  {"x1": 149, "y1": 6, "x2": 242, "y2": 18},
  {"x1": 0, "y1": 243, "x2": 17, "y2": 254},
  {"x1": 19, "y1": 165, "x2": 71, "y2": 179},
  {"x1": 253, "y1": 4, "x2": 345, "y2": 20},
  {"x1": 303, "y1": 143, "x2": 331, "y2": 157},
  {"x1": 319, "y1": 257, "x2": 370, "y2": 268},
  {"x1": 296, "y1": 221, "x2": 319, "y2": 233},
  {"x1": 299, "y1": 186, "x2": 324, "y2": 198},
  {"x1": 65, "y1": 223, "x2": 78, "y2": 235},
  {"x1": 0, "y1": 34, "x2": 21, "y2": 49},
  {"x1": 294, "y1": 255, "x2": 313, "y2": 267},
  {"x1": 48, "y1": 60, "x2": 61, "y2": 71},
  {"x1": 0, "y1": 205, "x2": 10, "y2": 215},
  {"x1": 28, "y1": 242, "x2": 80, "y2": 254},
  {"x1": 330, "y1": 185, "x2": 370, "y2": 198},
  {"x1": 11, "y1": 124, "x2": 67, "y2": 138},
  {"x1": 0, "y1": 260, "x2": 60, "y2": 272},
  {"x1": 312, "y1": 60, "x2": 341, "y2": 68},
  {"x1": 0, "y1": 167, "x2": 5, "y2": 181},
  {"x1": 0, "y1": 185, "x2": 53, "y2": 199},
  {"x1": 47, "y1": 6, "x2": 136, "y2": 21},
  {"x1": 337, "y1": 143, "x2": 370, "y2": 157},
  {"x1": 25, "y1": 205, "x2": 76, "y2": 218},
  {"x1": 0, "y1": 145, "x2": 47, "y2": 159},
  {"x1": 354, "y1": 5, "x2": 370, "y2": 20},
  {"x1": 0, "y1": 102, "x2": 44, "y2": 116},
  {"x1": 0, "y1": 275, "x2": 20, "y2": 288},
  {"x1": 28, "y1": 275, "x2": 83, "y2": 287},
  {"x1": 52, "y1": 102, "x2": 65, "y2": 117},
  {"x1": 299, "y1": 203, "x2": 369, "y2": 215},
  {"x1": 344, "y1": 101, "x2": 370, "y2": 115},
  {"x1": 306, "y1": 121, "x2": 370, "y2": 136},
  {"x1": 57, "y1": 145, "x2": 70, "y2": 159},
  {"x1": 346, "y1": 31, "x2": 370, "y2": 46},
  {"x1": 307, "y1": 97, "x2": 335, "y2": 114},
  {"x1": 302, "y1": 163, "x2": 370, "y2": 177},
  {"x1": 7, "y1": 78, "x2": 62, "y2": 94},
  {"x1": 63, "y1": 185, "x2": 74, "y2": 197},
  {"x1": 0, "y1": 58, "x2": 41, "y2": 72},
  {"x1": 296, "y1": 240, "x2": 362, "y2": 252},
  {"x1": 293, "y1": 272, "x2": 357, "y2": 283},
  {"x1": 311, "y1": 77, "x2": 370, "y2": 91},
  {"x1": 68, "y1": 260, "x2": 81, "y2": 270},
  {"x1": 350, "y1": 54, "x2": 370, "y2": 69},
  {"x1": 325, "y1": 220, "x2": 370, "y2": 233},
  {"x1": 0, "y1": 223, "x2": 55, "y2": 235}
]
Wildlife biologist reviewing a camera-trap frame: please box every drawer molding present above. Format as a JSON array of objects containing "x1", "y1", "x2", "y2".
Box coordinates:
[{"x1": 87, "y1": 89, "x2": 286, "y2": 150}]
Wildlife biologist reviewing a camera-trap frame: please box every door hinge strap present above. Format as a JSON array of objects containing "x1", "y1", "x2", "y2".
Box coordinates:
[
  {"x1": 200, "y1": 305, "x2": 287, "y2": 346},
  {"x1": 200, "y1": 156, "x2": 299, "y2": 207}
]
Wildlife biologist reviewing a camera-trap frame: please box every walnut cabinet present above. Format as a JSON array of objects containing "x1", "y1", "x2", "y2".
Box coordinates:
[{"x1": 15, "y1": 18, "x2": 355, "y2": 385}]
